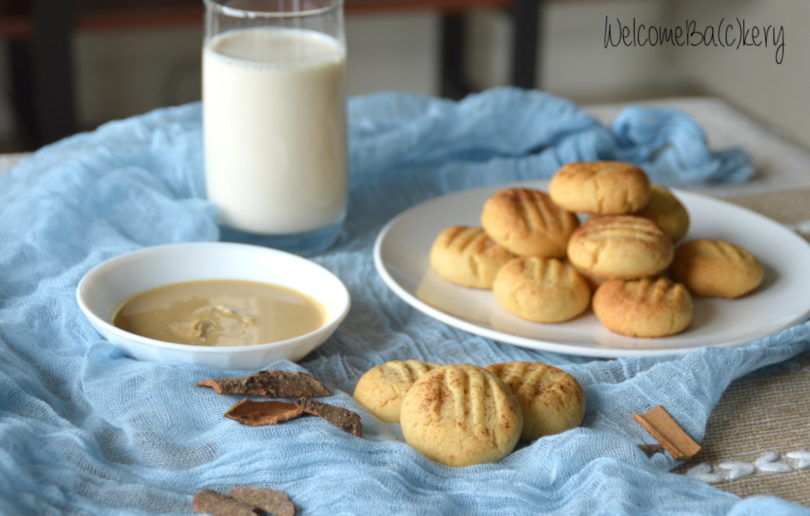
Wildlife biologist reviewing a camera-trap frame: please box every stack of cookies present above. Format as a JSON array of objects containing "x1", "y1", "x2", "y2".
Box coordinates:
[
  {"x1": 429, "y1": 160, "x2": 764, "y2": 338},
  {"x1": 353, "y1": 360, "x2": 585, "y2": 467}
]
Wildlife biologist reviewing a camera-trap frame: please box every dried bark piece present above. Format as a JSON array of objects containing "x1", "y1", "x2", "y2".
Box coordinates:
[
  {"x1": 296, "y1": 398, "x2": 363, "y2": 437},
  {"x1": 197, "y1": 370, "x2": 331, "y2": 398},
  {"x1": 229, "y1": 487, "x2": 296, "y2": 516},
  {"x1": 224, "y1": 399, "x2": 304, "y2": 426},
  {"x1": 192, "y1": 489, "x2": 258, "y2": 516},
  {"x1": 632, "y1": 405, "x2": 702, "y2": 461}
]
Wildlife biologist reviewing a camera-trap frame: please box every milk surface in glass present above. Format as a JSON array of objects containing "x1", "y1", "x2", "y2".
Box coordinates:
[{"x1": 204, "y1": 28, "x2": 347, "y2": 235}]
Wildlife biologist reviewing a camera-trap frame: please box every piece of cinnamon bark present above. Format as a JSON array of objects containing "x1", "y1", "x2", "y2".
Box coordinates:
[
  {"x1": 197, "y1": 370, "x2": 331, "y2": 398},
  {"x1": 632, "y1": 405, "x2": 702, "y2": 461},
  {"x1": 192, "y1": 489, "x2": 258, "y2": 516},
  {"x1": 224, "y1": 399, "x2": 304, "y2": 426},
  {"x1": 229, "y1": 487, "x2": 296, "y2": 516},
  {"x1": 296, "y1": 398, "x2": 363, "y2": 438}
]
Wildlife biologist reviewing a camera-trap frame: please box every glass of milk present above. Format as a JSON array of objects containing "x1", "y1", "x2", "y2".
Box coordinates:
[{"x1": 203, "y1": 0, "x2": 347, "y2": 255}]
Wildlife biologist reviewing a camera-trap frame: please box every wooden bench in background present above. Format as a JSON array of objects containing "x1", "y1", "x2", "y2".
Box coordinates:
[{"x1": 0, "y1": 0, "x2": 541, "y2": 149}]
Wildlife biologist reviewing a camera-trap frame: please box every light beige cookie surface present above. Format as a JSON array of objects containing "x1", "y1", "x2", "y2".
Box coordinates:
[
  {"x1": 670, "y1": 239, "x2": 763, "y2": 298},
  {"x1": 492, "y1": 257, "x2": 591, "y2": 323},
  {"x1": 633, "y1": 184, "x2": 690, "y2": 243},
  {"x1": 573, "y1": 266, "x2": 611, "y2": 289},
  {"x1": 400, "y1": 364, "x2": 523, "y2": 467},
  {"x1": 481, "y1": 188, "x2": 579, "y2": 258},
  {"x1": 429, "y1": 226, "x2": 515, "y2": 288},
  {"x1": 353, "y1": 360, "x2": 441, "y2": 423},
  {"x1": 549, "y1": 161, "x2": 651, "y2": 215},
  {"x1": 485, "y1": 362, "x2": 585, "y2": 441},
  {"x1": 567, "y1": 215, "x2": 673, "y2": 279},
  {"x1": 593, "y1": 277, "x2": 693, "y2": 338}
]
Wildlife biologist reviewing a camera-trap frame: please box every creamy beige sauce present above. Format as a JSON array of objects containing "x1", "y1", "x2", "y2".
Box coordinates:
[{"x1": 113, "y1": 279, "x2": 324, "y2": 347}]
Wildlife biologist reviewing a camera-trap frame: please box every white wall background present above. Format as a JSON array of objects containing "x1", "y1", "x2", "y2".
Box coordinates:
[
  {"x1": 671, "y1": 0, "x2": 807, "y2": 145},
  {"x1": 0, "y1": 0, "x2": 807, "y2": 148}
]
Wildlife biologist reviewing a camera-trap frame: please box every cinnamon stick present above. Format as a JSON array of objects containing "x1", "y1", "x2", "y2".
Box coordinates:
[
  {"x1": 632, "y1": 405, "x2": 701, "y2": 461},
  {"x1": 636, "y1": 444, "x2": 664, "y2": 457}
]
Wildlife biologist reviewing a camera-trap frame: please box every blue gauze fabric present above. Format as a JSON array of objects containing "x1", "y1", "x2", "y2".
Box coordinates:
[{"x1": 0, "y1": 87, "x2": 807, "y2": 515}]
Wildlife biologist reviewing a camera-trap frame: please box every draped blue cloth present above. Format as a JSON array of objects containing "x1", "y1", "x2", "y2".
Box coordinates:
[{"x1": 1, "y1": 88, "x2": 808, "y2": 515}]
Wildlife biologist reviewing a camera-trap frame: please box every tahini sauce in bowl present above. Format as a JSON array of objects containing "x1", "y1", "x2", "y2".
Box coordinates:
[
  {"x1": 76, "y1": 242, "x2": 350, "y2": 369},
  {"x1": 113, "y1": 280, "x2": 325, "y2": 347}
]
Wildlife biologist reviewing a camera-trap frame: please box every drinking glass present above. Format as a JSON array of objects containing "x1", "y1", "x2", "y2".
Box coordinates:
[{"x1": 203, "y1": 0, "x2": 347, "y2": 255}]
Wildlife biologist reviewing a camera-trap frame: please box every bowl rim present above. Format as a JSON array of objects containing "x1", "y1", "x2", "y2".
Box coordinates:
[{"x1": 76, "y1": 241, "x2": 351, "y2": 355}]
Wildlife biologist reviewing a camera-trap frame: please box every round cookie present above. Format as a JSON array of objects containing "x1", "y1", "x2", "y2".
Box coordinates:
[
  {"x1": 485, "y1": 362, "x2": 585, "y2": 441},
  {"x1": 633, "y1": 184, "x2": 690, "y2": 242},
  {"x1": 492, "y1": 257, "x2": 590, "y2": 323},
  {"x1": 567, "y1": 215, "x2": 673, "y2": 279},
  {"x1": 670, "y1": 239, "x2": 763, "y2": 298},
  {"x1": 429, "y1": 226, "x2": 515, "y2": 288},
  {"x1": 481, "y1": 187, "x2": 580, "y2": 258},
  {"x1": 573, "y1": 266, "x2": 611, "y2": 289},
  {"x1": 400, "y1": 364, "x2": 523, "y2": 467},
  {"x1": 353, "y1": 360, "x2": 441, "y2": 423},
  {"x1": 549, "y1": 161, "x2": 651, "y2": 215},
  {"x1": 592, "y1": 277, "x2": 693, "y2": 338}
]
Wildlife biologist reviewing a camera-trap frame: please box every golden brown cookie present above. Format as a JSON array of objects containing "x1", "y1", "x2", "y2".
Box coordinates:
[
  {"x1": 592, "y1": 277, "x2": 693, "y2": 338},
  {"x1": 429, "y1": 226, "x2": 515, "y2": 289},
  {"x1": 566, "y1": 215, "x2": 674, "y2": 279},
  {"x1": 353, "y1": 360, "x2": 441, "y2": 423},
  {"x1": 670, "y1": 239, "x2": 763, "y2": 298},
  {"x1": 400, "y1": 364, "x2": 523, "y2": 467},
  {"x1": 573, "y1": 266, "x2": 611, "y2": 289},
  {"x1": 485, "y1": 362, "x2": 585, "y2": 441},
  {"x1": 480, "y1": 187, "x2": 580, "y2": 258},
  {"x1": 549, "y1": 161, "x2": 651, "y2": 215},
  {"x1": 492, "y1": 257, "x2": 591, "y2": 323},
  {"x1": 633, "y1": 184, "x2": 690, "y2": 242}
]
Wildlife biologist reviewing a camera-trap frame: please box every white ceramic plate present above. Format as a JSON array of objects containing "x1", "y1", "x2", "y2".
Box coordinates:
[
  {"x1": 373, "y1": 181, "x2": 810, "y2": 358},
  {"x1": 77, "y1": 242, "x2": 350, "y2": 369}
]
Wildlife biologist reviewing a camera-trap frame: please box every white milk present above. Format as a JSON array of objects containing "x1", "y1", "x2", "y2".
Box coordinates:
[{"x1": 203, "y1": 28, "x2": 347, "y2": 235}]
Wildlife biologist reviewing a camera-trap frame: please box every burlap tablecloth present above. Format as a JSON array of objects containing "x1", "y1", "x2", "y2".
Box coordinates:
[
  {"x1": 3, "y1": 96, "x2": 808, "y2": 505},
  {"x1": 671, "y1": 186, "x2": 810, "y2": 504},
  {"x1": 587, "y1": 99, "x2": 810, "y2": 506}
]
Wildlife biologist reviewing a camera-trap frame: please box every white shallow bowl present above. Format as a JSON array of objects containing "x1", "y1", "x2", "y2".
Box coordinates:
[{"x1": 76, "y1": 242, "x2": 350, "y2": 369}]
